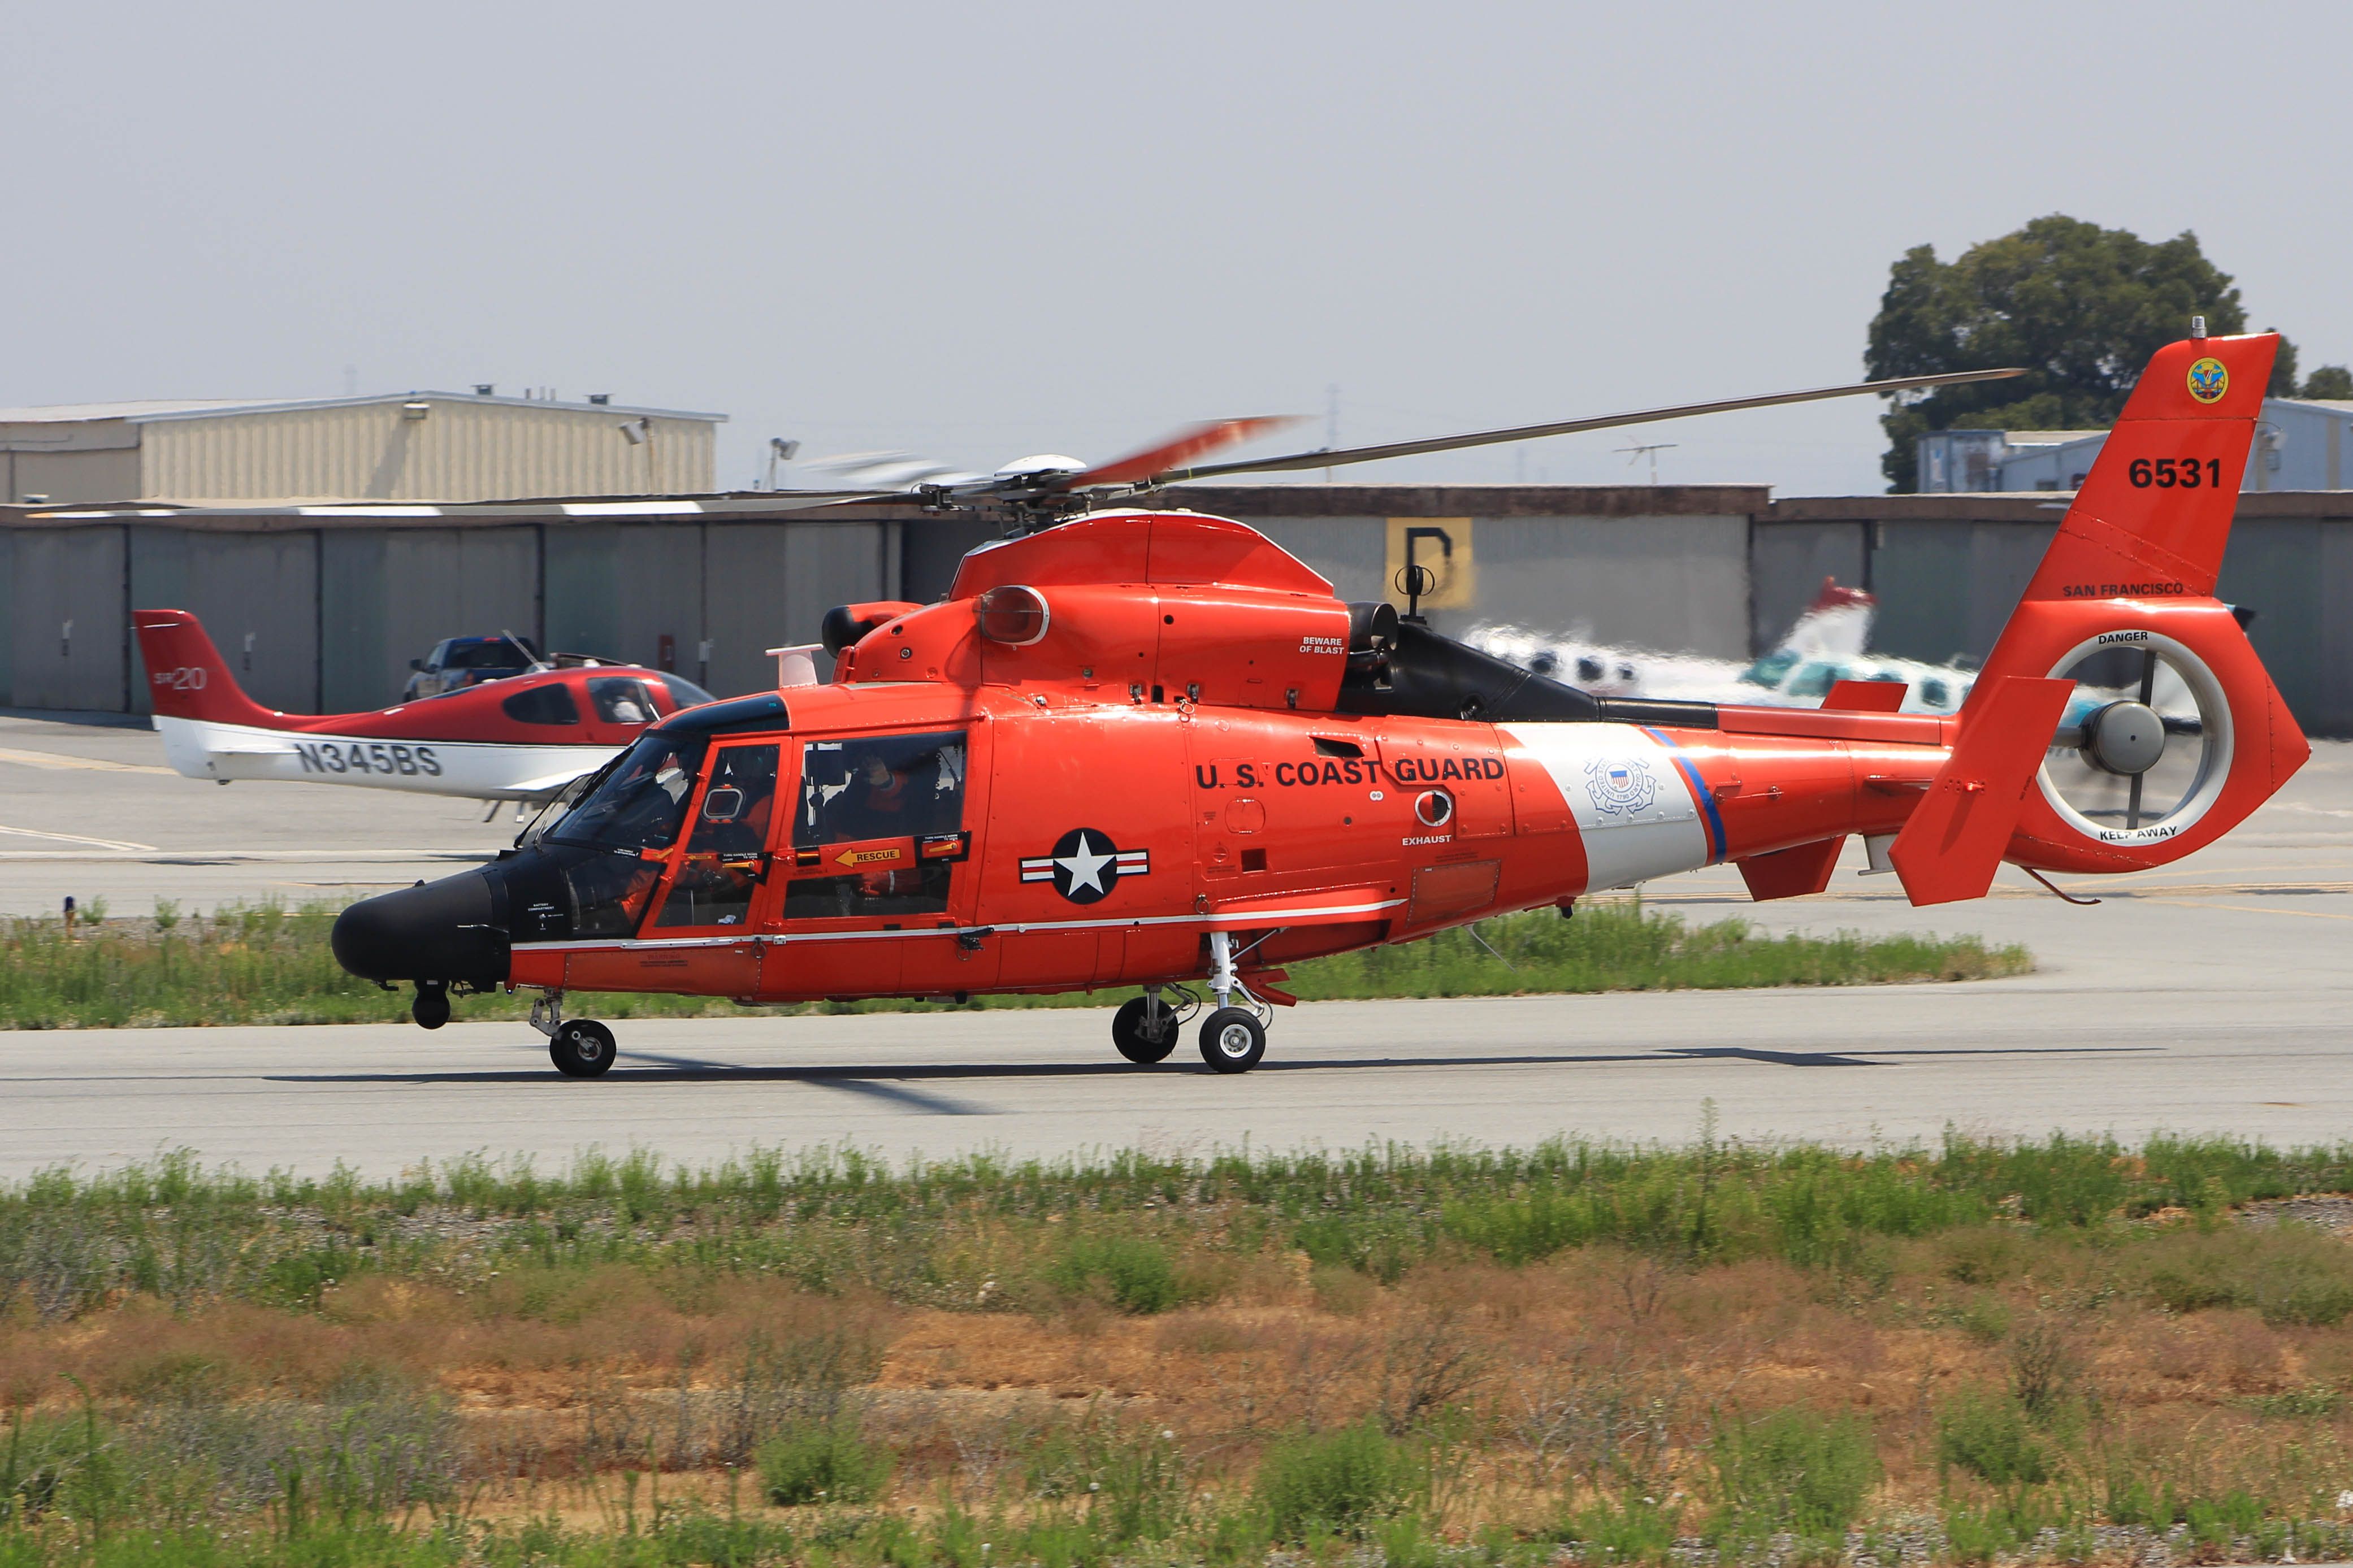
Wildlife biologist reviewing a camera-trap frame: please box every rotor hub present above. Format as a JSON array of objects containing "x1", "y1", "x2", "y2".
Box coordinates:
[{"x1": 2084, "y1": 700, "x2": 2165, "y2": 776}]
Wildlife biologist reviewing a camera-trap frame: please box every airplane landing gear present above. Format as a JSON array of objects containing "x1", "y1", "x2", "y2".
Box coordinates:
[
  {"x1": 549, "y1": 1020, "x2": 617, "y2": 1078},
  {"x1": 411, "y1": 982, "x2": 450, "y2": 1030},
  {"x1": 1111, "y1": 990, "x2": 1180, "y2": 1064},
  {"x1": 529, "y1": 990, "x2": 617, "y2": 1079}
]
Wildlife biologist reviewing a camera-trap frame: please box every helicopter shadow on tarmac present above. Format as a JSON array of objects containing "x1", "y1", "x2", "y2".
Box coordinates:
[{"x1": 260, "y1": 1043, "x2": 2160, "y2": 1114}]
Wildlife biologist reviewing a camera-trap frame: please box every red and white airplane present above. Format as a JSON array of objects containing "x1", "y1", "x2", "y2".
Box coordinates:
[{"x1": 133, "y1": 610, "x2": 717, "y2": 803}]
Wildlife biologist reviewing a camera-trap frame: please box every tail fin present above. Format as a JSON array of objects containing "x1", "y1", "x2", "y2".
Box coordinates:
[
  {"x1": 1949, "y1": 332, "x2": 2308, "y2": 879},
  {"x1": 132, "y1": 610, "x2": 285, "y2": 726}
]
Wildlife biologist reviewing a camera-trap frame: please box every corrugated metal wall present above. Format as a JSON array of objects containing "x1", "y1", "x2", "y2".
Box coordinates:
[
  {"x1": 127, "y1": 528, "x2": 319, "y2": 714},
  {"x1": 5, "y1": 493, "x2": 2352, "y2": 736},
  {"x1": 138, "y1": 402, "x2": 714, "y2": 501}
]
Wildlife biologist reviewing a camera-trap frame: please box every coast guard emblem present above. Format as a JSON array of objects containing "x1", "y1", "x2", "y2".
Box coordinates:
[
  {"x1": 1585, "y1": 755, "x2": 1657, "y2": 818},
  {"x1": 2187, "y1": 356, "x2": 2228, "y2": 405}
]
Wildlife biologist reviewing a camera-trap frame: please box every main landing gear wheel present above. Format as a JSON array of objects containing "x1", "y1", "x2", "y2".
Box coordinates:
[
  {"x1": 1198, "y1": 1007, "x2": 1267, "y2": 1074},
  {"x1": 1111, "y1": 996, "x2": 1178, "y2": 1064},
  {"x1": 549, "y1": 1019, "x2": 617, "y2": 1078}
]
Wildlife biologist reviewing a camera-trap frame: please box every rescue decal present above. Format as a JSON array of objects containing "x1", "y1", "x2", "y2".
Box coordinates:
[
  {"x1": 1019, "y1": 828, "x2": 1150, "y2": 904},
  {"x1": 835, "y1": 845, "x2": 904, "y2": 867}
]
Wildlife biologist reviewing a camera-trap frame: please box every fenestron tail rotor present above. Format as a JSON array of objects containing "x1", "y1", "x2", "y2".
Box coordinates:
[{"x1": 2042, "y1": 640, "x2": 2217, "y2": 835}]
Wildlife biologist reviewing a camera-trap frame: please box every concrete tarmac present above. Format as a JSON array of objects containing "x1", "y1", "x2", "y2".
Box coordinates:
[{"x1": 0, "y1": 713, "x2": 2345, "y2": 1179}]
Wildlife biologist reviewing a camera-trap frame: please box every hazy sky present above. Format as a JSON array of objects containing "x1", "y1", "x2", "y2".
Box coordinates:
[{"x1": 6, "y1": 2, "x2": 2347, "y2": 496}]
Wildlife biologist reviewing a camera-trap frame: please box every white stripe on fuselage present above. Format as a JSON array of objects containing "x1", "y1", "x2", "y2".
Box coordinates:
[
  {"x1": 153, "y1": 716, "x2": 616, "y2": 801},
  {"x1": 1500, "y1": 722, "x2": 1708, "y2": 893}
]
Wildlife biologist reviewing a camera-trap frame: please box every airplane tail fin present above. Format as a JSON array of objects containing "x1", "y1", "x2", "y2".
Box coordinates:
[
  {"x1": 1915, "y1": 331, "x2": 2308, "y2": 889},
  {"x1": 132, "y1": 610, "x2": 285, "y2": 726}
]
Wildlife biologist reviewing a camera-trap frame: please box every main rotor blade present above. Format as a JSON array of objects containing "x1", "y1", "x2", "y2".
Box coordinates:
[
  {"x1": 1132, "y1": 367, "x2": 2029, "y2": 486},
  {"x1": 1064, "y1": 417, "x2": 1304, "y2": 490}
]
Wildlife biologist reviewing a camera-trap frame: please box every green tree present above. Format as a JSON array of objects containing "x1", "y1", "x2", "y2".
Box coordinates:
[
  {"x1": 2301, "y1": 365, "x2": 2353, "y2": 400},
  {"x1": 1865, "y1": 215, "x2": 2298, "y2": 491}
]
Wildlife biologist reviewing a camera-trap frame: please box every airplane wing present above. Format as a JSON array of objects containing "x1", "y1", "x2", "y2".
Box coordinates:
[{"x1": 507, "y1": 768, "x2": 601, "y2": 799}]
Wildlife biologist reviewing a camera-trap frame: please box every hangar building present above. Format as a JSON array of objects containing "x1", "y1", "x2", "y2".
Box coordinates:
[
  {"x1": 1919, "y1": 397, "x2": 2353, "y2": 493},
  {"x1": 5, "y1": 484, "x2": 2352, "y2": 738},
  {"x1": 0, "y1": 392, "x2": 722, "y2": 505}
]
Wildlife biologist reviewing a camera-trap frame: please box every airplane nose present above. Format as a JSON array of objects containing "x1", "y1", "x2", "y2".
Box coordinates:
[{"x1": 331, "y1": 869, "x2": 510, "y2": 987}]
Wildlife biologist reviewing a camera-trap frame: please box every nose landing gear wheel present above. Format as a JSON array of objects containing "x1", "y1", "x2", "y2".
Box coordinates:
[
  {"x1": 1198, "y1": 1007, "x2": 1266, "y2": 1074},
  {"x1": 550, "y1": 1019, "x2": 617, "y2": 1078},
  {"x1": 1111, "y1": 996, "x2": 1178, "y2": 1064}
]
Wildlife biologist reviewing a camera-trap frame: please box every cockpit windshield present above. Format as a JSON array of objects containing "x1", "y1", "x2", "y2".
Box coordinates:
[{"x1": 549, "y1": 731, "x2": 708, "y2": 852}]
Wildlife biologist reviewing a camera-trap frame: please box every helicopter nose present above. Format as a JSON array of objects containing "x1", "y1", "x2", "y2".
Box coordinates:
[{"x1": 331, "y1": 869, "x2": 510, "y2": 987}]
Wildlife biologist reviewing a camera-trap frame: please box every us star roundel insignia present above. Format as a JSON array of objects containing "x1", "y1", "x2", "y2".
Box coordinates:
[{"x1": 1019, "y1": 828, "x2": 1150, "y2": 904}]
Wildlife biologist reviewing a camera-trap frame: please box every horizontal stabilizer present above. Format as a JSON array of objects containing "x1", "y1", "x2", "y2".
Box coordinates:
[{"x1": 1888, "y1": 676, "x2": 2075, "y2": 906}]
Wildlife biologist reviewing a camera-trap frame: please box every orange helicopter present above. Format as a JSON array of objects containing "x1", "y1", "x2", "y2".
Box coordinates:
[{"x1": 333, "y1": 335, "x2": 2303, "y2": 1076}]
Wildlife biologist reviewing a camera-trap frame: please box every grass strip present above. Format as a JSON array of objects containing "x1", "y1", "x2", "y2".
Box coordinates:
[
  {"x1": 0, "y1": 1131, "x2": 2342, "y2": 1319},
  {"x1": 0, "y1": 898, "x2": 2027, "y2": 1028},
  {"x1": 3, "y1": 1134, "x2": 2353, "y2": 1565}
]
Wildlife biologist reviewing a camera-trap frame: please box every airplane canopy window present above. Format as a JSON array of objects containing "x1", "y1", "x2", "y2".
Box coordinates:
[
  {"x1": 501, "y1": 682, "x2": 581, "y2": 726},
  {"x1": 550, "y1": 731, "x2": 708, "y2": 852},
  {"x1": 794, "y1": 732, "x2": 967, "y2": 847},
  {"x1": 448, "y1": 639, "x2": 536, "y2": 670},
  {"x1": 589, "y1": 676, "x2": 656, "y2": 725},
  {"x1": 658, "y1": 674, "x2": 717, "y2": 711}
]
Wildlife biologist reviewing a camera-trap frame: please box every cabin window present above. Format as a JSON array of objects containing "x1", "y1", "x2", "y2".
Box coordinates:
[
  {"x1": 549, "y1": 731, "x2": 707, "y2": 853},
  {"x1": 655, "y1": 742, "x2": 782, "y2": 927},
  {"x1": 783, "y1": 731, "x2": 967, "y2": 919},
  {"x1": 501, "y1": 682, "x2": 580, "y2": 726},
  {"x1": 792, "y1": 732, "x2": 967, "y2": 847}
]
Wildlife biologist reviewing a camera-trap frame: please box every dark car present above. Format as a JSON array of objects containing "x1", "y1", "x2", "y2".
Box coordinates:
[{"x1": 404, "y1": 635, "x2": 542, "y2": 701}]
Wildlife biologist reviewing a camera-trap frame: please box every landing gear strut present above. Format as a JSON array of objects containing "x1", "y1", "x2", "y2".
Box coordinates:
[
  {"x1": 530, "y1": 991, "x2": 617, "y2": 1079},
  {"x1": 1197, "y1": 931, "x2": 1269, "y2": 1074}
]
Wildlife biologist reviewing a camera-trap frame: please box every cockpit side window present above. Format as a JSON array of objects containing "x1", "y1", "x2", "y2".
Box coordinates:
[
  {"x1": 589, "y1": 676, "x2": 656, "y2": 725},
  {"x1": 654, "y1": 742, "x2": 781, "y2": 928},
  {"x1": 549, "y1": 731, "x2": 708, "y2": 852}
]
